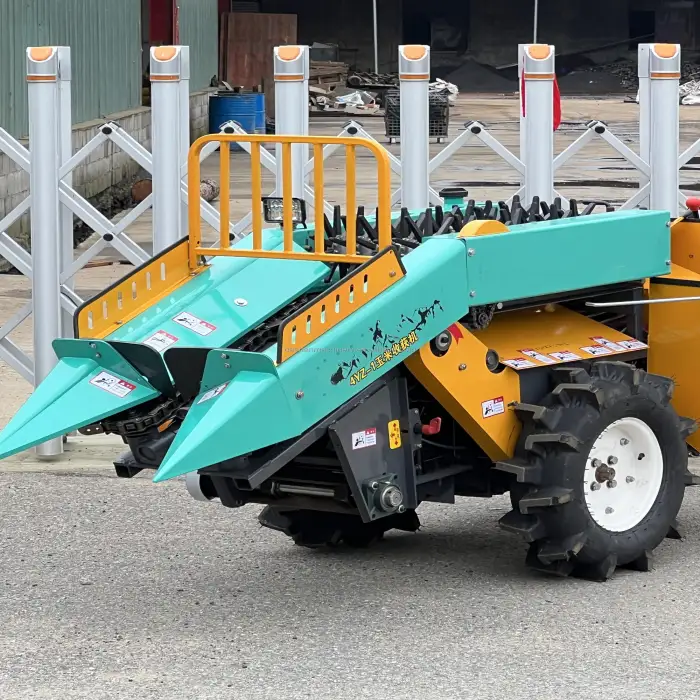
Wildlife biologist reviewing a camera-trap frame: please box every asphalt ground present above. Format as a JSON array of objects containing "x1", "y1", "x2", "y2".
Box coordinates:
[{"x1": 2, "y1": 459, "x2": 700, "y2": 700}]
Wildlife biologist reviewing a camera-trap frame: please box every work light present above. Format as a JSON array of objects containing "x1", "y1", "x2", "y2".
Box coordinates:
[{"x1": 262, "y1": 197, "x2": 307, "y2": 226}]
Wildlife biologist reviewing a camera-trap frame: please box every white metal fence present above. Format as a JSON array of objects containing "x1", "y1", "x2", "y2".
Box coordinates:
[{"x1": 0, "y1": 40, "x2": 696, "y2": 459}]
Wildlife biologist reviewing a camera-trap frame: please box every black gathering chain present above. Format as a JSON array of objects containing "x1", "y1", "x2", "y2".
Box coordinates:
[
  {"x1": 225, "y1": 196, "x2": 615, "y2": 357},
  {"x1": 308, "y1": 196, "x2": 616, "y2": 264}
]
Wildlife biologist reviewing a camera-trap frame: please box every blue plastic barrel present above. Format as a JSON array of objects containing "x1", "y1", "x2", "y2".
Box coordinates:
[{"x1": 209, "y1": 91, "x2": 265, "y2": 149}]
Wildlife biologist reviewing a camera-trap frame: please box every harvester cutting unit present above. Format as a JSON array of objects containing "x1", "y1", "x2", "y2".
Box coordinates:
[{"x1": 3, "y1": 133, "x2": 700, "y2": 581}]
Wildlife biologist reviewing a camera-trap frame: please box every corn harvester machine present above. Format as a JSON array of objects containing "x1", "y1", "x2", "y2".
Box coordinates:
[{"x1": 3, "y1": 133, "x2": 700, "y2": 582}]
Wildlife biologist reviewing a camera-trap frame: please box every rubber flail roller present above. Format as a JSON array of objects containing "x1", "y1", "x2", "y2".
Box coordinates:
[{"x1": 2, "y1": 116, "x2": 700, "y2": 583}]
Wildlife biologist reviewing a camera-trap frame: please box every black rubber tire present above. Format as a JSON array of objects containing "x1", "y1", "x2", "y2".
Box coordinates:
[
  {"x1": 258, "y1": 506, "x2": 421, "y2": 549},
  {"x1": 499, "y1": 361, "x2": 689, "y2": 581}
]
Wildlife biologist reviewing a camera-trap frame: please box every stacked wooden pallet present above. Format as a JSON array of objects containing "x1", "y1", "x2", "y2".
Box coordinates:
[{"x1": 309, "y1": 61, "x2": 349, "y2": 92}]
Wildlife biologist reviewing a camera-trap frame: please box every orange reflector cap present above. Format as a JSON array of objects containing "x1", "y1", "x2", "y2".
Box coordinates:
[
  {"x1": 654, "y1": 43, "x2": 677, "y2": 59},
  {"x1": 403, "y1": 45, "x2": 427, "y2": 60},
  {"x1": 154, "y1": 46, "x2": 178, "y2": 61},
  {"x1": 29, "y1": 47, "x2": 54, "y2": 62},
  {"x1": 278, "y1": 46, "x2": 301, "y2": 61},
  {"x1": 527, "y1": 44, "x2": 551, "y2": 60}
]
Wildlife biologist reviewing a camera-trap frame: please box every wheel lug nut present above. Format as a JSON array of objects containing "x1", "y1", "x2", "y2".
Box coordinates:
[
  {"x1": 620, "y1": 438, "x2": 629, "y2": 446},
  {"x1": 626, "y1": 475, "x2": 635, "y2": 483},
  {"x1": 592, "y1": 458, "x2": 603, "y2": 468},
  {"x1": 607, "y1": 455, "x2": 618, "y2": 465},
  {"x1": 591, "y1": 482, "x2": 601, "y2": 491},
  {"x1": 605, "y1": 507, "x2": 614, "y2": 514},
  {"x1": 607, "y1": 480, "x2": 617, "y2": 488},
  {"x1": 638, "y1": 453, "x2": 645, "y2": 460}
]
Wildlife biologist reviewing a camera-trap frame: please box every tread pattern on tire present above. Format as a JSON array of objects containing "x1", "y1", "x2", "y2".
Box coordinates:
[{"x1": 496, "y1": 361, "x2": 693, "y2": 581}]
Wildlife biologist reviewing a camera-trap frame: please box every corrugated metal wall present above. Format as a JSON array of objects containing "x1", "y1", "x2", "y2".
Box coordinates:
[
  {"x1": 178, "y1": 0, "x2": 219, "y2": 90},
  {"x1": 0, "y1": 0, "x2": 142, "y2": 138}
]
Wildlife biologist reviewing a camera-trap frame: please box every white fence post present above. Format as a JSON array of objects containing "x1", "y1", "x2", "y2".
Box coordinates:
[
  {"x1": 274, "y1": 45, "x2": 309, "y2": 199},
  {"x1": 518, "y1": 45, "x2": 526, "y2": 190},
  {"x1": 638, "y1": 44, "x2": 651, "y2": 207},
  {"x1": 648, "y1": 43, "x2": 681, "y2": 216},
  {"x1": 399, "y1": 44, "x2": 430, "y2": 210},
  {"x1": 150, "y1": 46, "x2": 186, "y2": 252},
  {"x1": 521, "y1": 44, "x2": 555, "y2": 204},
  {"x1": 177, "y1": 46, "x2": 191, "y2": 238},
  {"x1": 27, "y1": 47, "x2": 64, "y2": 459},
  {"x1": 56, "y1": 47, "x2": 74, "y2": 339}
]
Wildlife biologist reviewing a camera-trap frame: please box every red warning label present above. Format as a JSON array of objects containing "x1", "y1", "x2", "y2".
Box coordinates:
[
  {"x1": 173, "y1": 312, "x2": 217, "y2": 336},
  {"x1": 503, "y1": 358, "x2": 537, "y2": 370},
  {"x1": 144, "y1": 330, "x2": 178, "y2": 352},
  {"x1": 352, "y1": 428, "x2": 377, "y2": 450},
  {"x1": 89, "y1": 371, "x2": 136, "y2": 398},
  {"x1": 482, "y1": 397, "x2": 505, "y2": 418}
]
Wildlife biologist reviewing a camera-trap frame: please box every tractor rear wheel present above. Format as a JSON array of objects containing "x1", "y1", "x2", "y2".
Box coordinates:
[
  {"x1": 499, "y1": 361, "x2": 692, "y2": 581},
  {"x1": 258, "y1": 506, "x2": 421, "y2": 549}
]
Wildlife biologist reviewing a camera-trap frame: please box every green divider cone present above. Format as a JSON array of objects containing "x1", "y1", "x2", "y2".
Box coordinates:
[
  {"x1": 0, "y1": 340, "x2": 160, "y2": 460},
  {"x1": 153, "y1": 350, "x2": 300, "y2": 482}
]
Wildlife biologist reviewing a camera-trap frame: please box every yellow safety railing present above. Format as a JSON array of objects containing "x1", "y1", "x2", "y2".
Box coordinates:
[{"x1": 187, "y1": 134, "x2": 392, "y2": 269}]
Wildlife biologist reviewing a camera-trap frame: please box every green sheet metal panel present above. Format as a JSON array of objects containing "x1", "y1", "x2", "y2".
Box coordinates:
[
  {"x1": 0, "y1": 0, "x2": 142, "y2": 138},
  {"x1": 154, "y1": 238, "x2": 470, "y2": 481},
  {"x1": 177, "y1": 0, "x2": 218, "y2": 91},
  {"x1": 463, "y1": 210, "x2": 671, "y2": 304},
  {"x1": 0, "y1": 339, "x2": 159, "y2": 460},
  {"x1": 105, "y1": 227, "x2": 330, "y2": 349}
]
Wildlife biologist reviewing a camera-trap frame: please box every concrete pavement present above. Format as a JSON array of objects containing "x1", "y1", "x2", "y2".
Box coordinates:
[{"x1": 1, "y1": 451, "x2": 700, "y2": 699}]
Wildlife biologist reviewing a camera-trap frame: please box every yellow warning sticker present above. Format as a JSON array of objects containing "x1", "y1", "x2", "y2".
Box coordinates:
[{"x1": 388, "y1": 420, "x2": 402, "y2": 449}]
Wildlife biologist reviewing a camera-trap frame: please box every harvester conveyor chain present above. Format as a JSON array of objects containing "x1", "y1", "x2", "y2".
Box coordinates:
[
  {"x1": 310, "y1": 196, "x2": 617, "y2": 264},
  {"x1": 225, "y1": 196, "x2": 619, "y2": 364},
  {"x1": 230, "y1": 293, "x2": 317, "y2": 355},
  {"x1": 101, "y1": 396, "x2": 184, "y2": 437}
]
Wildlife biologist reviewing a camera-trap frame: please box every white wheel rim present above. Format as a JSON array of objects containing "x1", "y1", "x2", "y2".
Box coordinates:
[{"x1": 583, "y1": 416, "x2": 664, "y2": 532}]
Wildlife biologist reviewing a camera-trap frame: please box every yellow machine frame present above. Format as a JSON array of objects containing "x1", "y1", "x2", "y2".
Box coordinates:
[
  {"x1": 75, "y1": 133, "x2": 392, "y2": 339},
  {"x1": 187, "y1": 133, "x2": 393, "y2": 268},
  {"x1": 647, "y1": 217, "x2": 700, "y2": 450}
]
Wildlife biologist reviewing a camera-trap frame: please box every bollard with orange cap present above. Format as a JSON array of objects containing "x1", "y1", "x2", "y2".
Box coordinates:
[
  {"x1": 518, "y1": 44, "x2": 556, "y2": 204},
  {"x1": 26, "y1": 46, "x2": 73, "y2": 458},
  {"x1": 398, "y1": 44, "x2": 431, "y2": 210},
  {"x1": 644, "y1": 43, "x2": 681, "y2": 217},
  {"x1": 637, "y1": 44, "x2": 653, "y2": 206},
  {"x1": 150, "y1": 46, "x2": 190, "y2": 252},
  {"x1": 273, "y1": 46, "x2": 310, "y2": 200}
]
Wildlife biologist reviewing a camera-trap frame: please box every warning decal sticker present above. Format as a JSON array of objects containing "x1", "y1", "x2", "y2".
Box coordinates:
[
  {"x1": 89, "y1": 371, "x2": 136, "y2": 398},
  {"x1": 580, "y1": 345, "x2": 614, "y2": 357},
  {"x1": 590, "y1": 336, "x2": 647, "y2": 352},
  {"x1": 143, "y1": 330, "x2": 179, "y2": 352},
  {"x1": 388, "y1": 420, "x2": 402, "y2": 449},
  {"x1": 618, "y1": 339, "x2": 648, "y2": 351},
  {"x1": 521, "y1": 348, "x2": 557, "y2": 365},
  {"x1": 503, "y1": 358, "x2": 537, "y2": 370},
  {"x1": 550, "y1": 350, "x2": 581, "y2": 362},
  {"x1": 352, "y1": 428, "x2": 377, "y2": 450},
  {"x1": 197, "y1": 383, "x2": 229, "y2": 404},
  {"x1": 590, "y1": 337, "x2": 625, "y2": 352},
  {"x1": 482, "y1": 397, "x2": 505, "y2": 419},
  {"x1": 173, "y1": 312, "x2": 217, "y2": 336}
]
